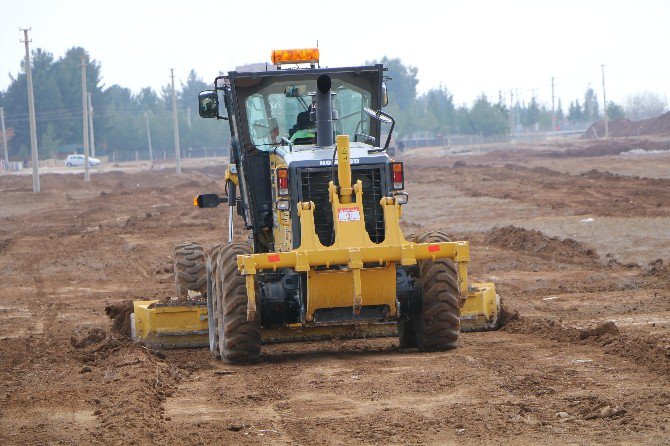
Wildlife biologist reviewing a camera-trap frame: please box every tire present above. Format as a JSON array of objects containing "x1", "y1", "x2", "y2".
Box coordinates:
[
  {"x1": 214, "y1": 242, "x2": 260, "y2": 364},
  {"x1": 173, "y1": 242, "x2": 207, "y2": 299},
  {"x1": 399, "y1": 230, "x2": 463, "y2": 350},
  {"x1": 207, "y1": 244, "x2": 224, "y2": 358},
  {"x1": 66, "y1": 162, "x2": 72, "y2": 167}
]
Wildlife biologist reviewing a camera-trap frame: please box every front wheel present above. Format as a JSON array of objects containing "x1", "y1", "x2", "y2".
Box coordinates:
[
  {"x1": 66, "y1": 162, "x2": 72, "y2": 167},
  {"x1": 214, "y1": 242, "x2": 261, "y2": 364},
  {"x1": 398, "y1": 231, "x2": 463, "y2": 350}
]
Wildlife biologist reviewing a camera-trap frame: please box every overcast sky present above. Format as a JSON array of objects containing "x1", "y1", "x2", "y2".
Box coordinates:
[{"x1": 1, "y1": 0, "x2": 669, "y2": 110}]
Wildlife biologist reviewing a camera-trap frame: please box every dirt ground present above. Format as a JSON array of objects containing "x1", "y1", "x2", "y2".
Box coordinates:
[{"x1": 1, "y1": 137, "x2": 669, "y2": 445}]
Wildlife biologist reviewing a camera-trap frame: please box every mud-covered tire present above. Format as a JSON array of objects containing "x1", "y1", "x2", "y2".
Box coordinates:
[
  {"x1": 215, "y1": 242, "x2": 261, "y2": 364},
  {"x1": 206, "y1": 258, "x2": 218, "y2": 357},
  {"x1": 173, "y1": 242, "x2": 207, "y2": 299},
  {"x1": 399, "y1": 231, "x2": 463, "y2": 350},
  {"x1": 207, "y1": 244, "x2": 224, "y2": 358}
]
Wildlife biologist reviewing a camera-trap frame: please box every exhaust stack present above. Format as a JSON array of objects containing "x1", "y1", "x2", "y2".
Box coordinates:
[{"x1": 316, "y1": 74, "x2": 334, "y2": 147}]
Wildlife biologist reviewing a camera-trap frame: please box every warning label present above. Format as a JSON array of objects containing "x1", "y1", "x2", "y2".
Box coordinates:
[{"x1": 338, "y1": 207, "x2": 361, "y2": 222}]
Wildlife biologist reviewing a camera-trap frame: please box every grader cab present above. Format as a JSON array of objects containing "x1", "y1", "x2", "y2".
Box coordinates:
[{"x1": 131, "y1": 48, "x2": 500, "y2": 363}]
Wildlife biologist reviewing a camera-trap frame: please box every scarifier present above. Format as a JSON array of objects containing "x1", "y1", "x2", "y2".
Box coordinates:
[{"x1": 131, "y1": 48, "x2": 501, "y2": 362}]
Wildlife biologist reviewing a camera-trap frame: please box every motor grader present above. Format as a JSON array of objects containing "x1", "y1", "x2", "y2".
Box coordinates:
[{"x1": 131, "y1": 48, "x2": 500, "y2": 363}]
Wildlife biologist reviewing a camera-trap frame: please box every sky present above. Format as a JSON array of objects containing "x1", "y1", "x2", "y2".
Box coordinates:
[{"x1": 1, "y1": 0, "x2": 669, "y2": 110}]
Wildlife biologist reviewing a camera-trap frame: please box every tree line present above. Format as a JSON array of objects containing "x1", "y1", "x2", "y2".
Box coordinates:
[
  {"x1": 2, "y1": 49, "x2": 665, "y2": 159},
  {"x1": 371, "y1": 57, "x2": 665, "y2": 139},
  {"x1": 0, "y1": 47, "x2": 228, "y2": 161}
]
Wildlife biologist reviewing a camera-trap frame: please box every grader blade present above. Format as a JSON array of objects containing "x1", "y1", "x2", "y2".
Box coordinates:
[{"x1": 132, "y1": 284, "x2": 501, "y2": 349}]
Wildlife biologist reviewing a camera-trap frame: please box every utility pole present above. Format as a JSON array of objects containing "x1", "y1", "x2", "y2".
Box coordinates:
[
  {"x1": 170, "y1": 68, "x2": 181, "y2": 174},
  {"x1": 601, "y1": 64, "x2": 609, "y2": 138},
  {"x1": 87, "y1": 92, "x2": 96, "y2": 158},
  {"x1": 551, "y1": 76, "x2": 556, "y2": 131},
  {"x1": 144, "y1": 112, "x2": 153, "y2": 162},
  {"x1": 1, "y1": 107, "x2": 8, "y2": 165},
  {"x1": 509, "y1": 90, "x2": 514, "y2": 135},
  {"x1": 80, "y1": 55, "x2": 90, "y2": 182},
  {"x1": 21, "y1": 28, "x2": 40, "y2": 192}
]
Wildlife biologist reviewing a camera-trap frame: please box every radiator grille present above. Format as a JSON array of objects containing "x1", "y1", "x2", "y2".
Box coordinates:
[{"x1": 298, "y1": 166, "x2": 385, "y2": 245}]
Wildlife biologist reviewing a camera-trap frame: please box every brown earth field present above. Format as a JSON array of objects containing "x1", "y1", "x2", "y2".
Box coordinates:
[{"x1": 1, "y1": 139, "x2": 670, "y2": 445}]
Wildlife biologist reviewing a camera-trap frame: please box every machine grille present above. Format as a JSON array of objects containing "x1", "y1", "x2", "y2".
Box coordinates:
[{"x1": 298, "y1": 166, "x2": 386, "y2": 245}]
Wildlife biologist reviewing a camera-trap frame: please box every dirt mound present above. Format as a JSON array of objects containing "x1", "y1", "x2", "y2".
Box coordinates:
[
  {"x1": 504, "y1": 317, "x2": 670, "y2": 377},
  {"x1": 645, "y1": 258, "x2": 670, "y2": 282},
  {"x1": 578, "y1": 321, "x2": 620, "y2": 340},
  {"x1": 547, "y1": 138, "x2": 670, "y2": 157},
  {"x1": 105, "y1": 300, "x2": 134, "y2": 338},
  {"x1": 187, "y1": 164, "x2": 228, "y2": 177},
  {"x1": 70, "y1": 324, "x2": 107, "y2": 348},
  {"x1": 498, "y1": 302, "x2": 521, "y2": 328},
  {"x1": 583, "y1": 112, "x2": 670, "y2": 139},
  {"x1": 485, "y1": 226, "x2": 599, "y2": 265}
]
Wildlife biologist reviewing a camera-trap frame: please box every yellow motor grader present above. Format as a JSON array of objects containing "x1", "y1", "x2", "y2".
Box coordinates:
[{"x1": 131, "y1": 48, "x2": 500, "y2": 363}]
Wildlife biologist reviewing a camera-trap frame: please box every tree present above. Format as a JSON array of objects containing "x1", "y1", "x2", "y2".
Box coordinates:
[
  {"x1": 582, "y1": 87, "x2": 600, "y2": 122},
  {"x1": 556, "y1": 98, "x2": 565, "y2": 124},
  {"x1": 568, "y1": 100, "x2": 582, "y2": 123},
  {"x1": 419, "y1": 86, "x2": 456, "y2": 134},
  {"x1": 522, "y1": 97, "x2": 540, "y2": 128},
  {"x1": 366, "y1": 57, "x2": 419, "y2": 137},
  {"x1": 40, "y1": 123, "x2": 60, "y2": 159},
  {"x1": 625, "y1": 92, "x2": 667, "y2": 120},
  {"x1": 606, "y1": 101, "x2": 625, "y2": 120},
  {"x1": 467, "y1": 94, "x2": 508, "y2": 136}
]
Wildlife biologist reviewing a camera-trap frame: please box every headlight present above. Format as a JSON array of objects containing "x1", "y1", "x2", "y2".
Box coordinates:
[
  {"x1": 276, "y1": 199, "x2": 290, "y2": 211},
  {"x1": 394, "y1": 192, "x2": 408, "y2": 205}
]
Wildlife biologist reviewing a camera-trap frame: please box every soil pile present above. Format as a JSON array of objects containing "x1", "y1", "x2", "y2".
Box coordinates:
[
  {"x1": 646, "y1": 258, "x2": 670, "y2": 283},
  {"x1": 105, "y1": 300, "x2": 134, "y2": 338},
  {"x1": 485, "y1": 226, "x2": 599, "y2": 265},
  {"x1": 548, "y1": 138, "x2": 670, "y2": 157},
  {"x1": 70, "y1": 324, "x2": 107, "y2": 349},
  {"x1": 584, "y1": 112, "x2": 670, "y2": 139}
]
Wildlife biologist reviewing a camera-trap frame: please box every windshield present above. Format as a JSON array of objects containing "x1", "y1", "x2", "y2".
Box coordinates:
[{"x1": 244, "y1": 79, "x2": 372, "y2": 148}]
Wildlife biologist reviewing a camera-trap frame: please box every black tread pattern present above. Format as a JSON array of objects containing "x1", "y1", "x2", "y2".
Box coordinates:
[
  {"x1": 216, "y1": 242, "x2": 261, "y2": 364},
  {"x1": 173, "y1": 242, "x2": 207, "y2": 299},
  {"x1": 406, "y1": 231, "x2": 463, "y2": 350},
  {"x1": 207, "y1": 244, "x2": 224, "y2": 358}
]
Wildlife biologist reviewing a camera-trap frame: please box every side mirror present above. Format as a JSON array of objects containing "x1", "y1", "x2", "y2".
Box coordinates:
[
  {"x1": 285, "y1": 85, "x2": 306, "y2": 98},
  {"x1": 382, "y1": 81, "x2": 389, "y2": 107},
  {"x1": 364, "y1": 107, "x2": 393, "y2": 124},
  {"x1": 364, "y1": 107, "x2": 396, "y2": 151},
  {"x1": 194, "y1": 193, "x2": 228, "y2": 208},
  {"x1": 198, "y1": 90, "x2": 219, "y2": 118}
]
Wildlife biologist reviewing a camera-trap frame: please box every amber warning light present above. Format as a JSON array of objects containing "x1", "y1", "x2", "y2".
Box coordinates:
[{"x1": 271, "y1": 48, "x2": 320, "y2": 66}]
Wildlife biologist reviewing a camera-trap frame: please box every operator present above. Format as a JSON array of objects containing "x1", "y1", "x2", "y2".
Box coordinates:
[{"x1": 289, "y1": 108, "x2": 316, "y2": 144}]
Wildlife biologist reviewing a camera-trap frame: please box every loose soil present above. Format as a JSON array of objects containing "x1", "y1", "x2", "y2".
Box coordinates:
[
  {"x1": 1, "y1": 141, "x2": 670, "y2": 445},
  {"x1": 584, "y1": 112, "x2": 670, "y2": 139}
]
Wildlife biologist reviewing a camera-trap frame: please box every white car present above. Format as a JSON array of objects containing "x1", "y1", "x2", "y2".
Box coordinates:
[{"x1": 65, "y1": 154, "x2": 101, "y2": 167}]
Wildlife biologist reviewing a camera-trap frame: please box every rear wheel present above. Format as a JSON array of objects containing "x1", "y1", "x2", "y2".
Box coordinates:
[
  {"x1": 398, "y1": 231, "x2": 463, "y2": 350},
  {"x1": 173, "y1": 242, "x2": 207, "y2": 299},
  {"x1": 214, "y1": 242, "x2": 261, "y2": 364}
]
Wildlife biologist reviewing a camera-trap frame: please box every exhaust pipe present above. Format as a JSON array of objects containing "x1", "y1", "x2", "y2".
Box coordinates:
[{"x1": 316, "y1": 74, "x2": 334, "y2": 147}]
